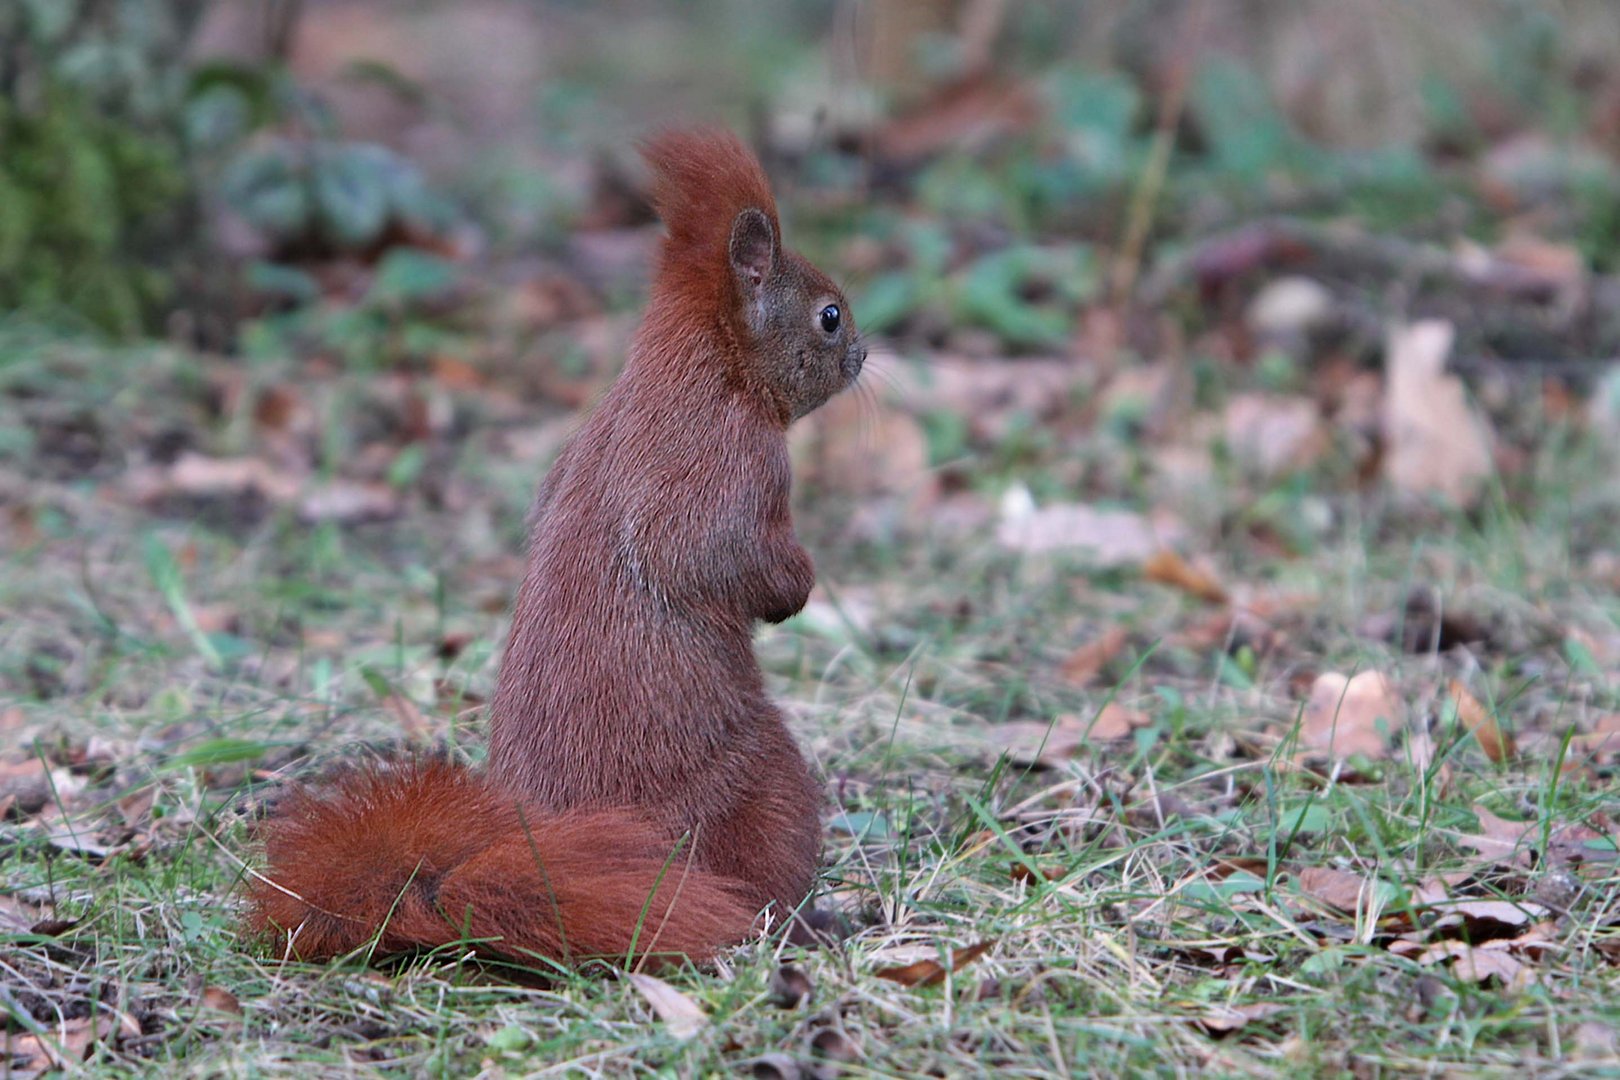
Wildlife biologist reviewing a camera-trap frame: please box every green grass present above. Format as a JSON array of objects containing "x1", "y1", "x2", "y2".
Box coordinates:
[{"x1": 2, "y1": 329, "x2": 1618, "y2": 1077}]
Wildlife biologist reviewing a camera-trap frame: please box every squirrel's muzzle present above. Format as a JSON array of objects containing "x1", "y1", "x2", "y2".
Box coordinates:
[{"x1": 841, "y1": 335, "x2": 867, "y2": 384}]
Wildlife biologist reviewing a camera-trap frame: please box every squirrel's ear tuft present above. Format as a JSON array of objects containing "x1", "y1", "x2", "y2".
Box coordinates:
[
  {"x1": 640, "y1": 128, "x2": 780, "y2": 316},
  {"x1": 728, "y1": 207, "x2": 775, "y2": 301}
]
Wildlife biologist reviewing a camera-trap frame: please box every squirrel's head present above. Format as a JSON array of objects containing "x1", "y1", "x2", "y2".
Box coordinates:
[{"x1": 642, "y1": 128, "x2": 865, "y2": 422}]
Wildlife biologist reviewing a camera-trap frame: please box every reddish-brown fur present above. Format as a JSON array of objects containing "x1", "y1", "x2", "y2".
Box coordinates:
[{"x1": 245, "y1": 129, "x2": 865, "y2": 967}]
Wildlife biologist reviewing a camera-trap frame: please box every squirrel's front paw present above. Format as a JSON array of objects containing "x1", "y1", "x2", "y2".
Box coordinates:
[{"x1": 753, "y1": 549, "x2": 814, "y2": 623}]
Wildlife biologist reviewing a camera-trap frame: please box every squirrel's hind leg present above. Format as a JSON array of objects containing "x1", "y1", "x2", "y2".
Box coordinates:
[{"x1": 699, "y1": 721, "x2": 823, "y2": 927}]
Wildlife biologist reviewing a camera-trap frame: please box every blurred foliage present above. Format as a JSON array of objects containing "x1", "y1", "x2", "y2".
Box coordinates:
[
  {"x1": 0, "y1": 0, "x2": 463, "y2": 337},
  {"x1": 219, "y1": 136, "x2": 456, "y2": 256},
  {"x1": 0, "y1": 0, "x2": 203, "y2": 334}
]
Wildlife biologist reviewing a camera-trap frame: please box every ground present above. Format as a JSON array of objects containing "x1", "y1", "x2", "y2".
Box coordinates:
[{"x1": 2, "y1": 311, "x2": 1618, "y2": 1075}]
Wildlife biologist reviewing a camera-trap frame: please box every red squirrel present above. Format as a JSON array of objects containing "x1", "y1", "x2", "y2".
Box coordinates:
[{"x1": 246, "y1": 128, "x2": 866, "y2": 967}]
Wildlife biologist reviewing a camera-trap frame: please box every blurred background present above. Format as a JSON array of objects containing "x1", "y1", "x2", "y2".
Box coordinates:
[{"x1": 6, "y1": 0, "x2": 1620, "y2": 692}]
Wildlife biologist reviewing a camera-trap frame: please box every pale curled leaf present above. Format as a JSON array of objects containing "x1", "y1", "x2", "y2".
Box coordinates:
[
  {"x1": 995, "y1": 497, "x2": 1173, "y2": 566},
  {"x1": 1301, "y1": 671, "x2": 1404, "y2": 760},
  {"x1": 1416, "y1": 940, "x2": 1538, "y2": 990},
  {"x1": 1198, "y1": 1002, "x2": 1286, "y2": 1034},
  {"x1": 1382, "y1": 320, "x2": 1494, "y2": 506},
  {"x1": 1447, "y1": 680, "x2": 1514, "y2": 763},
  {"x1": 627, "y1": 973, "x2": 708, "y2": 1040},
  {"x1": 1222, "y1": 392, "x2": 1326, "y2": 480}
]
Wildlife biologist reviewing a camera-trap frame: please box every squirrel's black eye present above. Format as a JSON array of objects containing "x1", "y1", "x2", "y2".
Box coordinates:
[{"x1": 819, "y1": 304, "x2": 841, "y2": 334}]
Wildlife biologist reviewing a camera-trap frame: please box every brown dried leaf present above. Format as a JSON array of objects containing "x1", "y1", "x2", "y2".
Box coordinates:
[
  {"x1": 8, "y1": 1010, "x2": 140, "y2": 1070},
  {"x1": 1417, "y1": 940, "x2": 1537, "y2": 990},
  {"x1": 1460, "y1": 805, "x2": 1535, "y2": 864},
  {"x1": 995, "y1": 707, "x2": 1149, "y2": 766},
  {"x1": 1569, "y1": 713, "x2": 1620, "y2": 764},
  {"x1": 1382, "y1": 320, "x2": 1494, "y2": 506},
  {"x1": 1297, "y1": 867, "x2": 1374, "y2": 912},
  {"x1": 627, "y1": 972, "x2": 708, "y2": 1040},
  {"x1": 1009, "y1": 863, "x2": 1065, "y2": 885},
  {"x1": 1089, "y1": 703, "x2": 1152, "y2": 741},
  {"x1": 768, "y1": 965, "x2": 813, "y2": 1009},
  {"x1": 1448, "y1": 680, "x2": 1515, "y2": 763},
  {"x1": 1059, "y1": 626, "x2": 1128, "y2": 687},
  {"x1": 874, "y1": 941, "x2": 995, "y2": 987},
  {"x1": 1143, "y1": 550, "x2": 1228, "y2": 604},
  {"x1": 1198, "y1": 1002, "x2": 1286, "y2": 1035},
  {"x1": 1573, "y1": 1021, "x2": 1618, "y2": 1061},
  {"x1": 0, "y1": 891, "x2": 43, "y2": 933},
  {"x1": 793, "y1": 389, "x2": 937, "y2": 509},
  {"x1": 428, "y1": 354, "x2": 485, "y2": 390},
  {"x1": 1210, "y1": 857, "x2": 1271, "y2": 880},
  {"x1": 199, "y1": 985, "x2": 243, "y2": 1016},
  {"x1": 0, "y1": 755, "x2": 52, "y2": 817},
  {"x1": 1301, "y1": 671, "x2": 1404, "y2": 760}
]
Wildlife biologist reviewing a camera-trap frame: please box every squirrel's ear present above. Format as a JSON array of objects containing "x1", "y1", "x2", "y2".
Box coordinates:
[{"x1": 728, "y1": 208, "x2": 775, "y2": 327}]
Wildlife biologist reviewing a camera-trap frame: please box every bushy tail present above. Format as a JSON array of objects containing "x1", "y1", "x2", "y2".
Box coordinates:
[{"x1": 244, "y1": 758, "x2": 755, "y2": 968}]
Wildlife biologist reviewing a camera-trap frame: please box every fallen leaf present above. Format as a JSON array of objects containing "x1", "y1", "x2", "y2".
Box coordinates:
[
  {"x1": 768, "y1": 965, "x2": 813, "y2": 1009},
  {"x1": 1210, "y1": 857, "x2": 1271, "y2": 880},
  {"x1": 199, "y1": 985, "x2": 243, "y2": 1016},
  {"x1": 1090, "y1": 703, "x2": 1152, "y2": 740},
  {"x1": 7, "y1": 1010, "x2": 140, "y2": 1070},
  {"x1": 995, "y1": 707, "x2": 1149, "y2": 767},
  {"x1": 1143, "y1": 549, "x2": 1228, "y2": 604},
  {"x1": 627, "y1": 972, "x2": 708, "y2": 1041},
  {"x1": 1198, "y1": 1001, "x2": 1286, "y2": 1035},
  {"x1": 1427, "y1": 899, "x2": 1550, "y2": 935},
  {"x1": 874, "y1": 940, "x2": 995, "y2": 987},
  {"x1": 1459, "y1": 805, "x2": 1535, "y2": 864},
  {"x1": 1382, "y1": 320, "x2": 1494, "y2": 506},
  {"x1": 0, "y1": 891, "x2": 43, "y2": 933},
  {"x1": 1569, "y1": 714, "x2": 1620, "y2": 763},
  {"x1": 1009, "y1": 863, "x2": 1066, "y2": 884},
  {"x1": 163, "y1": 452, "x2": 303, "y2": 503},
  {"x1": 1059, "y1": 626, "x2": 1128, "y2": 687},
  {"x1": 1297, "y1": 867, "x2": 1377, "y2": 913},
  {"x1": 874, "y1": 74, "x2": 1040, "y2": 166},
  {"x1": 996, "y1": 492, "x2": 1177, "y2": 565},
  {"x1": 1573, "y1": 1021, "x2": 1618, "y2": 1061},
  {"x1": 382, "y1": 690, "x2": 431, "y2": 741},
  {"x1": 1447, "y1": 680, "x2": 1515, "y2": 763},
  {"x1": 1222, "y1": 393, "x2": 1326, "y2": 479},
  {"x1": 0, "y1": 755, "x2": 52, "y2": 817},
  {"x1": 1300, "y1": 671, "x2": 1404, "y2": 760},
  {"x1": 429, "y1": 354, "x2": 486, "y2": 390},
  {"x1": 298, "y1": 481, "x2": 400, "y2": 524},
  {"x1": 1417, "y1": 939, "x2": 1537, "y2": 990}
]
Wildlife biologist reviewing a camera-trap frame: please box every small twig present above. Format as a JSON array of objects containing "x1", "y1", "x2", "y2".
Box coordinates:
[{"x1": 1110, "y1": 0, "x2": 1207, "y2": 307}]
